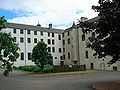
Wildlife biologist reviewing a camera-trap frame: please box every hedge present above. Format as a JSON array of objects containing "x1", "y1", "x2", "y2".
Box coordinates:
[{"x1": 53, "y1": 65, "x2": 86, "y2": 73}]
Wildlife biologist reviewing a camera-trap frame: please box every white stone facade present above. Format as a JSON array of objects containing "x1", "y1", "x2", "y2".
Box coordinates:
[
  {"x1": 62, "y1": 17, "x2": 120, "y2": 71},
  {"x1": 1, "y1": 22, "x2": 63, "y2": 66}
]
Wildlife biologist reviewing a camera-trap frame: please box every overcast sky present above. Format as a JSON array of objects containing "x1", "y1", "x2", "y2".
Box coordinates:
[{"x1": 0, "y1": 0, "x2": 98, "y2": 29}]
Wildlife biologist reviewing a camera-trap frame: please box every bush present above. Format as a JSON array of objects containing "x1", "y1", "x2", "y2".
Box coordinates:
[
  {"x1": 53, "y1": 65, "x2": 86, "y2": 73},
  {"x1": 16, "y1": 65, "x2": 41, "y2": 72},
  {"x1": 43, "y1": 64, "x2": 53, "y2": 73}
]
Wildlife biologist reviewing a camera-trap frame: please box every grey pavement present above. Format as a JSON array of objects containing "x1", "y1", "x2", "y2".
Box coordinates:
[{"x1": 0, "y1": 68, "x2": 120, "y2": 90}]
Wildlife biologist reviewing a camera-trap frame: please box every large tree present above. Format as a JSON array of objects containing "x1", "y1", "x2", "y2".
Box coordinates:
[
  {"x1": 0, "y1": 16, "x2": 20, "y2": 76},
  {"x1": 82, "y1": 0, "x2": 120, "y2": 65},
  {"x1": 32, "y1": 41, "x2": 53, "y2": 71}
]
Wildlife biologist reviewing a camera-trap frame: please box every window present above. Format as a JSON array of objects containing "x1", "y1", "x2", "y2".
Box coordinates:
[
  {"x1": 27, "y1": 30, "x2": 31, "y2": 34},
  {"x1": 52, "y1": 33, "x2": 54, "y2": 37},
  {"x1": 92, "y1": 32, "x2": 95, "y2": 38},
  {"x1": 55, "y1": 57, "x2": 57, "y2": 59},
  {"x1": 34, "y1": 38, "x2": 37, "y2": 43},
  {"x1": 41, "y1": 39, "x2": 43, "y2": 42},
  {"x1": 48, "y1": 33, "x2": 50, "y2": 36},
  {"x1": 20, "y1": 37, "x2": 24, "y2": 43},
  {"x1": 48, "y1": 47, "x2": 51, "y2": 52},
  {"x1": 86, "y1": 51, "x2": 88, "y2": 58},
  {"x1": 20, "y1": 29, "x2": 24, "y2": 34},
  {"x1": 40, "y1": 31, "x2": 43, "y2": 36},
  {"x1": 48, "y1": 39, "x2": 51, "y2": 44},
  {"x1": 68, "y1": 38, "x2": 70, "y2": 44},
  {"x1": 63, "y1": 54, "x2": 65, "y2": 60},
  {"x1": 60, "y1": 56, "x2": 62, "y2": 60},
  {"x1": 52, "y1": 47, "x2": 55, "y2": 52},
  {"x1": 82, "y1": 34, "x2": 85, "y2": 41},
  {"x1": 13, "y1": 29, "x2": 16, "y2": 33},
  {"x1": 63, "y1": 48, "x2": 65, "y2": 52},
  {"x1": 63, "y1": 40, "x2": 65, "y2": 45},
  {"x1": 52, "y1": 39, "x2": 55, "y2": 45},
  {"x1": 59, "y1": 48, "x2": 61, "y2": 53},
  {"x1": 68, "y1": 31, "x2": 70, "y2": 36},
  {"x1": 28, "y1": 53, "x2": 32, "y2": 60},
  {"x1": 27, "y1": 38, "x2": 31, "y2": 43},
  {"x1": 58, "y1": 34, "x2": 61, "y2": 40},
  {"x1": 21, "y1": 53, "x2": 24, "y2": 60},
  {"x1": 34, "y1": 31, "x2": 37, "y2": 35},
  {"x1": 62, "y1": 33, "x2": 64, "y2": 38},
  {"x1": 13, "y1": 37, "x2": 16, "y2": 42},
  {"x1": 3, "y1": 52, "x2": 7, "y2": 57},
  {"x1": 68, "y1": 52, "x2": 70, "y2": 59}
]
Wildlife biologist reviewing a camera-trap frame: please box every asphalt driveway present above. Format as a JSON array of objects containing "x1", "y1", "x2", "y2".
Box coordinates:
[{"x1": 0, "y1": 68, "x2": 120, "y2": 90}]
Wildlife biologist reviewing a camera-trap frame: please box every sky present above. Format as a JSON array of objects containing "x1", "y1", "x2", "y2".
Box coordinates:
[{"x1": 0, "y1": 0, "x2": 98, "y2": 29}]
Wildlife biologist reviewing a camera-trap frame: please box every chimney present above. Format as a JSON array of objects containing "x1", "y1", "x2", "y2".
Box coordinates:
[{"x1": 49, "y1": 23, "x2": 52, "y2": 29}]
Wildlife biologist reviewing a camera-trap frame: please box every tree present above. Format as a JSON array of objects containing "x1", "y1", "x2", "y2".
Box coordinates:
[
  {"x1": 32, "y1": 41, "x2": 53, "y2": 71},
  {"x1": 82, "y1": 0, "x2": 120, "y2": 65},
  {"x1": 0, "y1": 16, "x2": 20, "y2": 76}
]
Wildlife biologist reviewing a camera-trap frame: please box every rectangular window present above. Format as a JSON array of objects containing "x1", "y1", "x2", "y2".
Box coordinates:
[
  {"x1": 41, "y1": 39, "x2": 43, "y2": 42},
  {"x1": 63, "y1": 54, "x2": 65, "y2": 60},
  {"x1": 82, "y1": 34, "x2": 85, "y2": 41},
  {"x1": 48, "y1": 39, "x2": 51, "y2": 44},
  {"x1": 48, "y1": 32, "x2": 50, "y2": 36},
  {"x1": 68, "y1": 31, "x2": 70, "y2": 36},
  {"x1": 63, "y1": 40, "x2": 65, "y2": 45},
  {"x1": 27, "y1": 30, "x2": 31, "y2": 34},
  {"x1": 68, "y1": 38, "x2": 70, "y2": 44},
  {"x1": 60, "y1": 56, "x2": 62, "y2": 60},
  {"x1": 92, "y1": 32, "x2": 95, "y2": 38},
  {"x1": 68, "y1": 52, "x2": 70, "y2": 59},
  {"x1": 20, "y1": 29, "x2": 24, "y2": 34},
  {"x1": 28, "y1": 53, "x2": 32, "y2": 60},
  {"x1": 63, "y1": 48, "x2": 65, "y2": 52},
  {"x1": 13, "y1": 37, "x2": 16, "y2": 42},
  {"x1": 52, "y1": 47, "x2": 55, "y2": 52},
  {"x1": 58, "y1": 34, "x2": 61, "y2": 40},
  {"x1": 52, "y1": 39, "x2": 55, "y2": 45},
  {"x1": 34, "y1": 38, "x2": 37, "y2": 43},
  {"x1": 59, "y1": 48, "x2": 61, "y2": 53},
  {"x1": 62, "y1": 33, "x2": 64, "y2": 38},
  {"x1": 21, "y1": 53, "x2": 24, "y2": 60},
  {"x1": 34, "y1": 31, "x2": 37, "y2": 35},
  {"x1": 27, "y1": 38, "x2": 31, "y2": 43},
  {"x1": 13, "y1": 29, "x2": 16, "y2": 33},
  {"x1": 52, "y1": 33, "x2": 54, "y2": 37},
  {"x1": 20, "y1": 37, "x2": 24, "y2": 43},
  {"x1": 40, "y1": 31, "x2": 43, "y2": 36},
  {"x1": 48, "y1": 47, "x2": 51, "y2": 52},
  {"x1": 86, "y1": 51, "x2": 88, "y2": 58}
]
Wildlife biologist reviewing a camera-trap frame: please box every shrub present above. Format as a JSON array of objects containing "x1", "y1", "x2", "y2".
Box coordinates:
[
  {"x1": 43, "y1": 64, "x2": 53, "y2": 73},
  {"x1": 16, "y1": 65, "x2": 41, "y2": 72}
]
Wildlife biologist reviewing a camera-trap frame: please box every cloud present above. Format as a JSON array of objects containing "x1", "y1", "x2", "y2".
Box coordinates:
[{"x1": 0, "y1": 0, "x2": 98, "y2": 29}]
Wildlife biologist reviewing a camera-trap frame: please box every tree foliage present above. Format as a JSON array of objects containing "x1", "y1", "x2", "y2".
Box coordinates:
[
  {"x1": 82, "y1": 0, "x2": 120, "y2": 65},
  {"x1": 32, "y1": 41, "x2": 53, "y2": 71},
  {"x1": 0, "y1": 16, "x2": 20, "y2": 76}
]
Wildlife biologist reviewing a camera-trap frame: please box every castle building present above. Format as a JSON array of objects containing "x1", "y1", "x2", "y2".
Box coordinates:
[
  {"x1": 62, "y1": 17, "x2": 120, "y2": 71},
  {"x1": 1, "y1": 17, "x2": 120, "y2": 71},
  {"x1": 1, "y1": 22, "x2": 64, "y2": 66}
]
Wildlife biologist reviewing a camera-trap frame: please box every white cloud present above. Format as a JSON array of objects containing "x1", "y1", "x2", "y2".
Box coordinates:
[{"x1": 1, "y1": 0, "x2": 98, "y2": 29}]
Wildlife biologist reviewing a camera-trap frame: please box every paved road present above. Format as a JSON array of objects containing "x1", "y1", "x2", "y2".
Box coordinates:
[{"x1": 0, "y1": 68, "x2": 120, "y2": 90}]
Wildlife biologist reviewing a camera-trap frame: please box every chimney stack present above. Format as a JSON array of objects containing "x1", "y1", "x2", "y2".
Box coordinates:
[{"x1": 49, "y1": 23, "x2": 52, "y2": 29}]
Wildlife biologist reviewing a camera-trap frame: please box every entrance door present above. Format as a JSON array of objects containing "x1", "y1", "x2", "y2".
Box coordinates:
[
  {"x1": 90, "y1": 63, "x2": 94, "y2": 69},
  {"x1": 60, "y1": 61, "x2": 64, "y2": 66},
  {"x1": 113, "y1": 66, "x2": 117, "y2": 71}
]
